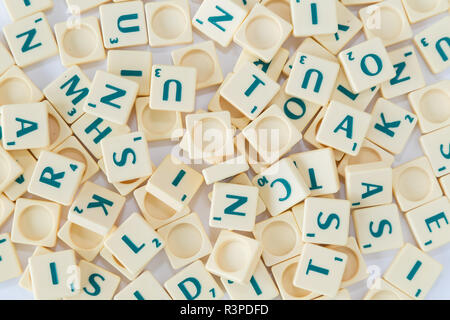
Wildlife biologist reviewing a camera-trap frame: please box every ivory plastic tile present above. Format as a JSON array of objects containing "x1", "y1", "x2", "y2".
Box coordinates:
[
  {"x1": 158, "y1": 212, "x2": 212, "y2": 269},
  {"x1": 0, "y1": 42, "x2": 14, "y2": 76},
  {"x1": 359, "y1": 0, "x2": 413, "y2": 47},
  {"x1": 293, "y1": 243, "x2": 347, "y2": 298},
  {"x1": 71, "y1": 113, "x2": 130, "y2": 159},
  {"x1": 29, "y1": 250, "x2": 79, "y2": 300},
  {"x1": 19, "y1": 247, "x2": 52, "y2": 291},
  {"x1": 290, "y1": 148, "x2": 340, "y2": 196},
  {"x1": 338, "y1": 38, "x2": 395, "y2": 93},
  {"x1": 363, "y1": 278, "x2": 411, "y2": 300},
  {"x1": 99, "y1": 242, "x2": 140, "y2": 281},
  {"x1": 99, "y1": 1, "x2": 148, "y2": 49},
  {"x1": 107, "y1": 50, "x2": 152, "y2": 96},
  {"x1": 67, "y1": 260, "x2": 120, "y2": 300},
  {"x1": 234, "y1": 3, "x2": 292, "y2": 63},
  {"x1": 149, "y1": 65, "x2": 196, "y2": 113},
  {"x1": 401, "y1": 0, "x2": 448, "y2": 23},
  {"x1": 290, "y1": 0, "x2": 338, "y2": 37},
  {"x1": 104, "y1": 213, "x2": 164, "y2": 275},
  {"x1": 3, "y1": 0, "x2": 53, "y2": 21},
  {"x1": 261, "y1": 0, "x2": 291, "y2": 23},
  {"x1": 408, "y1": 80, "x2": 450, "y2": 133},
  {"x1": 383, "y1": 243, "x2": 443, "y2": 300},
  {"x1": 3, "y1": 150, "x2": 36, "y2": 201},
  {"x1": 0, "y1": 194, "x2": 14, "y2": 228},
  {"x1": 285, "y1": 52, "x2": 340, "y2": 106},
  {"x1": 172, "y1": 41, "x2": 223, "y2": 90},
  {"x1": 0, "y1": 66, "x2": 43, "y2": 105},
  {"x1": 234, "y1": 132, "x2": 271, "y2": 174},
  {"x1": 165, "y1": 260, "x2": 224, "y2": 300},
  {"x1": 28, "y1": 151, "x2": 85, "y2": 205},
  {"x1": 146, "y1": 0, "x2": 192, "y2": 47},
  {"x1": 209, "y1": 182, "x2": 258, "y2": 231},
  {"x1": 253, "y1": 211, "x2": 303, "y2": 266},
  {"x1": 242, "y1": 105, "x2": 303, "y2": 164},
  {"x1": 353, "y1": 203, "x2": 404, "y2": 254},
  {"x1": 0, "y1": 233, "x2": 22, "y2": 283},
  {"x1": 84, "y1": 70, "x2": 139, "y2": 125},
  {"x1": 366, "y1": 98, "x2": 417, "y2": 154},
  {"x1": 114, "y1": 270, "x2": 171, "y2": 300},
  {"x1": 43, "y1": 66, "x2": 90, "y2": 124},
  {"x1": 66, "y1": 0, "x2": 110, "y2": 14},
  {"x1": 302, "y1": 197, "x2": 350, "y2": 246},
  {"x1": 231, "y1": 0, "x2": 260, "y2": 12},
  {"x1": 312, "y1": 2, "x2": 362, "y2": 55},
  {"x1": 2, "y1": 12, "x2": 58, "y2": 68},
  {"x1": 420, "y1": 125, "x2": 450, "y2": 177},
  {"x1": 192, "y1": 0, "x2": 247, "y2": 47},
  {"x1": 1, "y1": 102, "x2": 49, "y2": 150},
  {"x1": 221, "y1": 260, "x2": 279, "y2": 300},
  {"x1": 381, "y1": 46, "x2": 426, "y2": 99},
  {"x1": 440, "y1": 174, "x2": 450, "y2": 200},
  {"x1": 271, "y1": 256, "x2": 320, "y2": 300},
  {"x1": 406, "y1": 197, "x2": 450, "y2": 252},
  {"x1": 392, "y1": 156, "x2": 443, "y2": 212},
  {"x1": 54, "y1": 16, "x2": 105, "y2": 67},
  {"x1": 206, "y1": 230, "x2": 262, "y2": 283},
  {"x1": 0, "y1": 146, "x2": 24, "y2": 193},
  {"x1": 202, "y1": 155, "x2": 249, "y2": 185},
  {"x1": 291, "y1": 194, "x2": 336, "y2": 233},
  {"x1": 252, "y1": 158, "x2": 310, "y2": 217},
  {"x1": 414, "y1": 16, "x2": 450, "y2": 74},
  {"x1": 345, "y1": 162, "x2": 393, "y2": 209},
  {"x1": 315, "y1": 288, "x2": 351, "y2": 300},
  {"x1": 316, "y1": 100, "x2": 372, "y2": 156}
]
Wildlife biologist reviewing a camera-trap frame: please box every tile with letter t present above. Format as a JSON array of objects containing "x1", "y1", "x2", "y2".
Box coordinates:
[
  {"x1": 420, "y1": 125, "x2": 450, "y2": 177},
  {"x1": 3, "y1": 0, "x2": 53, "y2": 21},
  {"x1": 84, "y1": 70, "x2": 139, "y2": 125},
  {"x1": 165, "y1": 260, "x2": 224, "y2": 300},
  {"x1": 290, "y1": 0, "x2": 338, "y2": 37},
  {"x1": 104, "y1": 213, "x2": 165, "y2": 276},
  {"x1": 401, "y1": 0, "x2": 448, "y2": 23},
  {"x1": 114, "y1": 271, "x2": 171, "y2": 300},
  {"x1": 28, "y1": 151, "x2": 85, "y2": 206},
  {"x1": 0, "y1": 233, "x2": 22, "y2": 283},
  {"x1": 0, "y1": 42, "x2": 14, "y2": 76},
  {"x1": 406, "y1": 197, "x2": 450, "y2": 252},
  {"x1": 383, "y1": 243, "x2": 443, "y2": 300}
]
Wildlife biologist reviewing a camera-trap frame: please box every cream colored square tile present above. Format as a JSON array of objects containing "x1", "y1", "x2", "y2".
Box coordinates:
[
  {"x1": 0, "y1": 65, "x2": 43, "y2": 105},
  {"x1": 440, "y1": 174, "x2": 450, "y2": 200},
  {"x1": 4, "y1": 150, "x2": 36, "y2": 201},
  {"x1": 0, "y1": 146, "x2": 24, "y2": 193},
  {"x1": 363, "y1": 278, "x2": 411, "y2": 300},
  {"x1": 114, "y1": 270, "x2": 171, "y2": 300},
  {"x1": 0, "y1": 233, "x2": 22, "y2": 283},
  {"x1": 19, "y1": 247, "x2": 52, "y2": 291},
  {"x1": 66, "y1": 0, "x2": 110, "y2": 14},
  {"x1": 315, "y1": 288, "x2": 351, "y2": 300},
  {"x1": 420, "y1": 125, "x2": 450, "y2": 177},
  {"x1": 290, "y1": 0, "x2": 337, "y2": 37},
  {"x1": 291, "y1": 194, "x2": 335, "y2": 233},
  {"x1": 234, "y1": 132, "x2": 271, "y2": 174},
  {"x1": 0, "y1": 194, "x2": 14, "y2": 228},
  {"x1": 0, "y1": 42, "x2": 14, "y2": 76},
  {"x1": 261, "y1": 0, "x2": 291, "y2": 23},
  {"x1": 202, "y1": 155, "x2": 249, "y2": 185},
  {"x1": 99, "y1": 241, "x2": 139, "y2": 281},
  {"x1": 3, "y1": 0, "x2": 53, "y2": 21},
  {"x1": 231, "y1": 0, "x2": 260, "y2": 12},
  {"x1": 401, "y1": 0, "x2": 448, "y2": 23}
]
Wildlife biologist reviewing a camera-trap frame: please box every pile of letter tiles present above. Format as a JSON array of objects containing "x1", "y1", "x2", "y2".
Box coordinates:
[{"x1": 0, "y1": 0, "x2": 449, "y2": 300}]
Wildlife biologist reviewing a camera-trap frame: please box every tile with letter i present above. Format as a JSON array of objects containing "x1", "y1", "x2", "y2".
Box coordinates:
[
  {"x1": 65, "y1": 0, "x2": 110, "y2": 14},
  {"x1": 380, "y1": 46, "x2": 426, "y2": 99},
  {"x1": 66, "y1": 260, "x2": 120, "y2": 300},
  {"x1": 221, "y1": 260, "x2": 279, "y2": 300},
  {"x1": 149, "y1": 65, "x2": 197, "y2": 113},
  {"x1": 316, "y1": 100, "x2": 372, "y2": 156},
  {"x1": 302, "y1": 197, "x2": 350, "y2": 246},
  {"x1": 99, "y1": 0, "x2": 148, "y2": 49},
  {"x1": 67, "y1": 181, "x2": 126, "y2": 236},
  {"x1": 345, "y1": 162, "x2": 393, "y2": 209},
  {"x1": 3, "y1": 0, "x2": 53, "y2": 21},
  {"x1": 29, "y1": 250, "x2": 79, "y2": 300},
  {"x1": 0, "y1": 233, "x2": 22, "y2": 283},
  {"x1": 366, "y1": 98, "x2": 417, "y2": 155},
  {"x1": 104, "y1": 212, "x2": 165, "y2": 276},
  {"x1": 0, "y1": 145, "x2": 23, "y2": 193},
  {"x1": 0, "y1": 195, "x2": 14, "y2": 228},
  {"x1": 0, "y1": 65, "x2": 43, "y2": 105},
  {"x1": 406, "y1": 197, "x2": 450, "y2": 252},
  {"x1": 209, "y1": 182, "x2": 258, "y2": 231},
  {"x1": 233, "y1": 3, "x2": 292, "y2": 63},
  {"x1": 114, "y1": 271, "x2": 171, "y2": 300},
  {"x1": 293, "y1": 243, "x2": 347, "y2": 298},
  {"x1": 290, "y1": 148, "x2": 340, "y2": 196},
  {"x1": 290, "y1": 0, "x2": 338, "y2": 37},
  {"x1": 285, "y1": 51, "x2": 340, "y2": 106},
  {"x1": 252, "y1": 158, "x2": 310, "y2": 217},
  {"x1": 338, "y1": 38, "x2": 395, "y2": 93},
  {"x1": 383, "y1": 243, "x2": 443, "y2": 300},
  {"x1": 0, "y1": 42, "x2": 14, "y2": 76},
  {"x1": 192, "y1": 0, "x2": 247, "y2": 47},
  {"x1": 165, "y1": 260, "x2": 224, "y2": 300},
  {"x1": 145, "y1": 155, "x2": 204, "y2": 212},
  {"x1": 83, "y1": 70, "x2": 139, "y2": 125},
  {"x1": 43, "y1": 66, "x2": 90, "y2": 124},
  {"x1": 414, "y1": 16, "x2": 450, "y2": 74},
  {"x1": 19, "y1": 247, "x2": 52, "y2": 292},
  {"x1": 420, "y1": 125, "x2": 450, "y2": 177},
  {"x1": 353, "y1": 204, "x2": 404, "y2": 254},
  {"x1": 363, "y1": 278, "x2": 411, "y2": 300},
  {"x1": 220, "y1": 62, "x2": 280, "y2": 120},
  {"x1": 28, "y1": 151, "x2": 85, "y2": 206},
  {"x1": 107, "y1": 50, "x2": 152, "y2": 96},
  {"x1": 401, "y1": 0, "x2": 448, "y2": 24},
  {"x1": 440, "y1": 174, "x2": 450, "y2": 200},
  {"x1": 2, "y1": 12, "x2": 58, "y2": 68}
]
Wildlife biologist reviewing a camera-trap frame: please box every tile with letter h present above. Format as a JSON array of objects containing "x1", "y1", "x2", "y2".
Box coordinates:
[
  {"x1": 114, "y1": 270, "x2": 171, "y2": 300},
  {"x1": 0, "y1": 233, "x2": 22, "y2": 283},
  {"x1": 420, "y1": 125, "x2": 450, "y2": 177},
  {"x1": 3, "y1": 0, "x2": 53, "y2": 21},
  {"x1": 290, "y1": 0, "x2": 338, "y2": 37}
]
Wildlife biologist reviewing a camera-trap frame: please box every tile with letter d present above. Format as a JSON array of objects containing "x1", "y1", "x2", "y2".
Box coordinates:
[
  {"x1": 114, "y1": 271, "x2": 171, "y2": 300},
  {"x1": 290, "y1": 0, "x2": 338, "y2": 37},
  {"x1": 3, "y1": 0, "x2": 53, "y2": 21},
  {"x1": 420, "y1": 125, "x2": 450, "y2": 177},
  {"x1": 0, "y1": 233, "x2": 22, "y2": 283}
]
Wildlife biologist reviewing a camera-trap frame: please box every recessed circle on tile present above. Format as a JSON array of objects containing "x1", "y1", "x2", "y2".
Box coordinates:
[
  {"x1": 69, "y1": 223, "x2": 103, "y2": 250},
  {"x1": 167, "y1": 223, "x2": 202, "y2": 259},
  {"x1": 406, "y1": 0, "x2": 439, "y2": 12},
  {"x1": 62, "y1": 25, "x2": 97, "y2": 58},
  {"x1": 370, "y1": 290, "x2": 400, "y2": 300},
  {"x1": 180, "y1": 49, "x2": 215, "y2": 83},
  {"x1": 192, "y1": 117, "x2": 228, "y2": 153},
  {"x1": 18, "y1": 205, "x2": 52, "y2": 241},
  {"x1": 264, "y1": 0, "x2": 291, "y2": 22},
  {"x1": 369, "y1": 6, "x2": 403, "y2": 41},
  {"x1": 398, "y1": 167, "x2": 431, "y2": 201},
  {"x1": 245, "y1": 16, "x2": 281, "y2": 50},
  {"x1": 347, "y1": 147, "x2": 382, "y2": 165},
  {"x1": 48, "y1": 114, "x2": 60, "y2": 145},
  {"x1": 57, "y1": 147, "x2": 87, "y2": 167},
  {"x1": 215, "y1": 239, "x2": 249, "y2": 272},
  {"x1": 143, "y1": 107, "x2": 177, "y2": 134},
  {"x1": 261, "y1": 221, "x2": 296, "y2": 256},
  {"x1": 144, "y1": 192, "x2": 176, "y2": 221},
  {"x1": 255, "y1": 116, "x2": 290, "y2": 152},
  {"x1": 419, "y1": 89, "x2": 450, "y2": 123},
  {"x1": 282, "y1": 263, "x2": 312, "y2": 298},
  {"x1": 151, "y1": 5, "x2": 186, "y2": 40},
  {"x1": 0, "y1": 77, "x2": 32, "y2": 105},
  {"x1": 327, "y1": 245, "x2": 358, "y2": 282}
]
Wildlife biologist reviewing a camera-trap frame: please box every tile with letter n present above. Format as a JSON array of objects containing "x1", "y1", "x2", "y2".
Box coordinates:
[
  {"x1": 420, "y1": 125, "x2": 450, "y2": 177},
  {"x1": 84, "y1": 70, "x2": 139, "y2": 125},
  {"x1": 0, "y1": 233, "x2": 22, "y2": 283},
  {"x1": 114, "y1": 271, "x2": 171, "y2": 300}
]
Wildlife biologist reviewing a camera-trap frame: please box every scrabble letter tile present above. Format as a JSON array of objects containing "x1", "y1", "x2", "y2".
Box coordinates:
[
  {"x1": 290, "y1": 0, "x2": 337, "y2": 37},
  {"x1": 420, "y1": 125, "x2": 450, "y2": 177},
  {"x1": 0, "y1": 66, "x2": 43, "y2": 105}
]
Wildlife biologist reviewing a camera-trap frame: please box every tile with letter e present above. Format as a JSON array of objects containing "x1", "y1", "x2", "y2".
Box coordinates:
[
  {"x1": 3, "y1": 0, "x2": 53, "y2": 21},
  {"x1": 0, "y1": 66, "x2": 43, "y2": 105},
  {"x1": 401, "y1": 0, "x2": 448, "y2": 24},
  {"x1": 114, "y1": 270, "x2": 171, "y2": 300},
  {"x1": 420, "y1": 125, "x2": 450, "y2": 177},
  {"x1": 0, "y1": 233, "x2": 22, "y2": 283},
  {"x1": 290, "y1": 0, "x2": 337, "y2": 37}
]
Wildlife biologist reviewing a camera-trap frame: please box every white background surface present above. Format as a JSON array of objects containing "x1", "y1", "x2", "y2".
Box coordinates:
[{"x1": 0, "y1": 0, "x2": 449, "y2": 300}]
